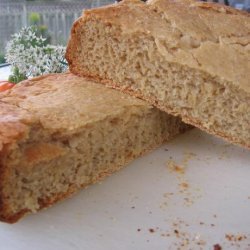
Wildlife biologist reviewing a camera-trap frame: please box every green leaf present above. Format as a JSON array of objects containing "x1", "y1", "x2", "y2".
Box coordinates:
[{"x1": 8, "y1": 66, "x2": 27, "y2": 84}]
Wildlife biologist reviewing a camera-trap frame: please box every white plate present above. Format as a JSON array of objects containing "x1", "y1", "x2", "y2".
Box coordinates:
[{"x1": 0, "y1": 129, "x2": 249, "y2": 250}]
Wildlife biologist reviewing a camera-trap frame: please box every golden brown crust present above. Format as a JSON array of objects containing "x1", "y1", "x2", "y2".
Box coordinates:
[
  {"x1": 67, "y1": 0, "x2": 250, "y2": 93},
  {"x1": 0, "y1": 72, "x2": 150, "y2": 136},
  {"x1": 66, "y1": 0, "x2": 250, "y2": 149},
  {"x1": 0, "y1": 102, "x2": 31, "y2": 223},
  {"x1": 0, "y1": 73, "x2": 144, "y2": 222},
  {"x1": 0, "y1": 72, "x2": 188, "y2": 223},
  {"x1": 0, "y1": 103, "x2": 29, "y2": 152}
]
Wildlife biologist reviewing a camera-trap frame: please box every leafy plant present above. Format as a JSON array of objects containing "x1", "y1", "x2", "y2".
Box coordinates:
[
  {"x1": 29, "y1": 12, "x2": 40, "y2": 26},
  {"x1": 8, "y1": 67, "x2": 27, "y2": 84},
  {"x1": 0, "y1": 53, "x2": 6, "y2": 64},
  {"x1": 5, "y1": 26, "x2": 68, "y2": 83},
  {"x1": 28, "y1": 12, "x2": 51, "y2": 44}
]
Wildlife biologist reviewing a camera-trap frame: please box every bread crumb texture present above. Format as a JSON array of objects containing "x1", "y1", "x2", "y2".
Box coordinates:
[
  {"x1": 66, "y1": 0, "x2": 250, "y2": 148},
  {"x1": 0, "y1": 72, "x2": 188, "y2": 223}
]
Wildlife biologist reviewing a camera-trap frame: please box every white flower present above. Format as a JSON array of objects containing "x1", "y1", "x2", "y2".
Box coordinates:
[{"x1": 6, "y1": 26, "x2": 68, "y2": 78}]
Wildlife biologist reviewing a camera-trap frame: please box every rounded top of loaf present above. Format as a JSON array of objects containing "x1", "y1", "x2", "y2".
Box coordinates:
[
  {"x1": 82, "y1": 0, "x2": 250, "y2": 93},
  {"x1": 0, "y1": 73, "x2": 149, "y2": 152}
]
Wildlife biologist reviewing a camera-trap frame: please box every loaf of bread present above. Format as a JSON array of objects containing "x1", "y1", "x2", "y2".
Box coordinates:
[
  {"x1": 66, "y1": 0, "x2": 250, "y2": 148},
  {"x1": 0, "y1": 72, "x2": 188, "y2": 223}
]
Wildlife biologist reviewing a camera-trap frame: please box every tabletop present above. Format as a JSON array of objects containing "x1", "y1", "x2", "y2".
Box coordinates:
[{"x1": 0, "y1": 129, "x2": 249, "y2": 250}]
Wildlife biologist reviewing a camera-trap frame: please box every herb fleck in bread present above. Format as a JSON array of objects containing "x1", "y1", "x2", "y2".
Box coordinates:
[
  {"x1": 0, "y1": 72, "x2": 188, "y2": 223},
  {"x1": 66, "y1": 0, "x2": 250, "y2": 149}
]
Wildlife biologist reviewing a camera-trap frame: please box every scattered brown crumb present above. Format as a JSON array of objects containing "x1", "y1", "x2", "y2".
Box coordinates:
[
  {"x1": 225, "y1": 234, "x2": 247, "y2": 242},
  {"x1": 166, "y1": 157, "x2": 202, "y2": 207},
  {"x1": 213, "y1": 243, "x2": 222, "y2": 250},
  {"x1": 131, "y1": 206, "x2": 135, "y2": 209},
  {"x1": 179, "y1": 182, "x2": 189, "y2": 189},
  {"x1": 149, "y1": 218, "x2": 248, "y2": 250},
  {"x1": 137, "y1": 228, "x2": 141, "y2": 232},
  {"x1": 196, "y1": 240, "x2": 206, "y2": 246},
  {"x1": 167, "y1": 160, "x2": 185, "y2": 174},
  {"x1": 182, "y1": 152, "x2": 196, "y2": 165},
  {"x1": 174, "y1": 165, "x2": 185, "y2": 174},
  {"x1": 225, "y1": 234, "x2": 233, "y2": 241}
]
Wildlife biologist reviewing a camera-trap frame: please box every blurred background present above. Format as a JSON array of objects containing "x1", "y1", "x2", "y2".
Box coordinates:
[
  {"x1": 0, "y1": 0, "x2": 114, "y2": 64},
  {"x1": 0, "y1": 0, "x2": 249, "y2": 64}
]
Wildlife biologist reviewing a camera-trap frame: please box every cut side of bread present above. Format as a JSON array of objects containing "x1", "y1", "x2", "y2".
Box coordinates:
[
  {"x1": 0, "y1": 73, "x2": 188, "y2": 223},
  {"x1": 66, "y1": 0, "x2": 250, "y2": 149}
]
